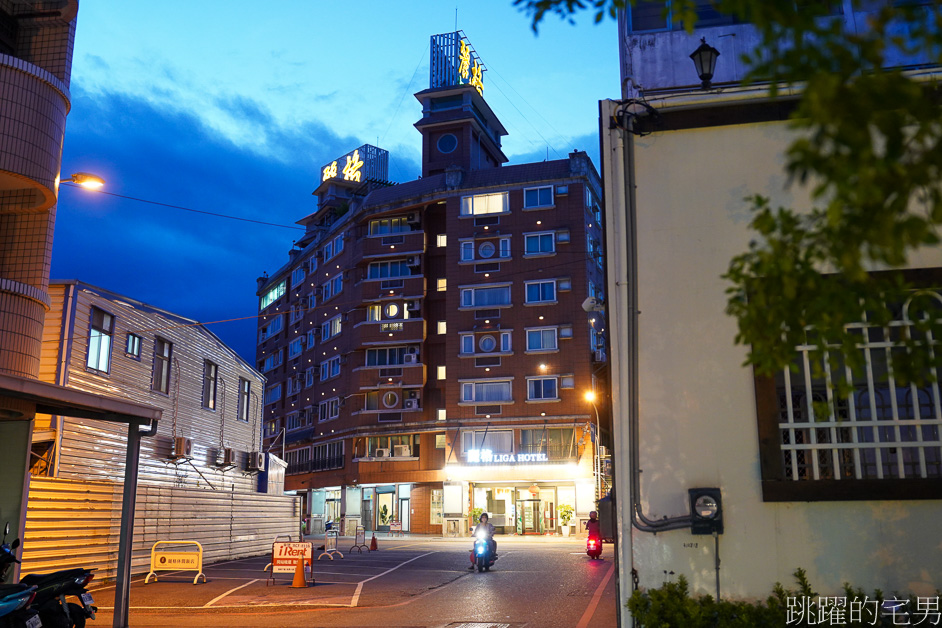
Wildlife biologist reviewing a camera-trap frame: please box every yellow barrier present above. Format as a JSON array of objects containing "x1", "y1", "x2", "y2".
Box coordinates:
[{"x1": 145, "y1": 541, "x2": 206, "y2": 585}]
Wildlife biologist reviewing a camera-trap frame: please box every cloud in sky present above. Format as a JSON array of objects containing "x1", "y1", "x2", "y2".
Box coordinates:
[{"x1": 54, "y1": 87, "x2": 415, "y2": 363}]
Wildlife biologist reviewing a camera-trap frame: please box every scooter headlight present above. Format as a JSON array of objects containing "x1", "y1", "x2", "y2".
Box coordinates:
[{"x1": 477, "y1": 546, "x2": 484, "y2": 554}]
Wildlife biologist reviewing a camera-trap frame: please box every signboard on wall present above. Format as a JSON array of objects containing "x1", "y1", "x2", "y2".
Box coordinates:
[
  {"x1": 429, "y1": 31, "x2": 485, "y2": 95},
  {"x1": 320, "y1": 144, "x2": 389, "y2": 185}
]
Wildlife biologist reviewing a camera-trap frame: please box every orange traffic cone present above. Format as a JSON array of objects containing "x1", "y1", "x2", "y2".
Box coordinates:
[
  {"x1": 370, "y1": 534, "x2": 378, "y2": 551},
  {"x1": 290, "y1": 557, "x2": 308, "y2": 588}
]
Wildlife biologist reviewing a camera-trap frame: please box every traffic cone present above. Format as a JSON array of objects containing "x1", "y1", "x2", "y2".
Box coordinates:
[
  {"x1": 370, "y1": 534, "x2": 378, "y2": 551},
  {"x1": 290, "y1": 557, "x2": 308, "y2": 588}
]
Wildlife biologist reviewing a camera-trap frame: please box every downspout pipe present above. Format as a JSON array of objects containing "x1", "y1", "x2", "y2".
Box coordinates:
[{"x1": 616, "y1": 101, "x2": 691, "y2": 534}]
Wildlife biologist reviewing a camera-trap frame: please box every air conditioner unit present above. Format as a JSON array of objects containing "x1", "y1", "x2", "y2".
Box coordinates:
[
  {"x1": 406, "y1": 212, "x2": 420, "y2": 224},
  {"x1": 408, "y1": 390, "x2": 419, "y2": 399},
  {"x1": 375, "y1": 448, "x2": 389, "y2": 458},
  {"x1": 406, "y1": 256, "x2": 419, "y2": 268},
  {"x1": 407, "y1": 300, "x2": 420, "y2": 312},
  {"x1": 404, "y1": 399, "x2": 419, "y2": 410},
  {"x1": 393, "y1": 445, "x2": 411, "y2": 457},
  {"x1": 247, "y1": 451, "x2": 266, "y2": 472},
  {"x1": 173, "y1": 436, "x2": 193, "y2": 459},
  {"x1": 594, "y1": 349, "x2": 605, "y2": 362},
  {"x1": 403, "y1": 353, "x2": 418, "y2": 364},
  {"x1": 220, "y1": 447, "x2": 235, "y2": 466}
]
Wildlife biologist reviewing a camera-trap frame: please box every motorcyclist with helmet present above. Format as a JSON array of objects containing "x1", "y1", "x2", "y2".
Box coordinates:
[{"x1": 468, "y1": 512, "x2": 497, "y2": 569}]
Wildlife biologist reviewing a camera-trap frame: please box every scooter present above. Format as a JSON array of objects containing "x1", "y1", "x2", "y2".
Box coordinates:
[
  {"x1": 586, "y1": 535, "x2": 603, "y2": 560},
  {"x1": 469, "y1": 531, "x2": 496, "y2": 572},
  {"x1": 1, "y1": 522, "x2": 95, "y2": 628},
  {"x1": 0, "y1": 523, "x2": 43, "y2": 628}
]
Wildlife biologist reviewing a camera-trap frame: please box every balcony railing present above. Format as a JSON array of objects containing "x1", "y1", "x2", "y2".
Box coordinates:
[
  {"x1": 518, "y1": 443, "x2": 576, "y2": 461},
  {"x1": 287, "y1": 455, "x2": 344, "y2": 475}
]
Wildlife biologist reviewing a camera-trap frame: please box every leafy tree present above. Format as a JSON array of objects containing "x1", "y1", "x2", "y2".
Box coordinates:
[{"x1": 515, "y1": 0, "x2": 942, "y2": 389}]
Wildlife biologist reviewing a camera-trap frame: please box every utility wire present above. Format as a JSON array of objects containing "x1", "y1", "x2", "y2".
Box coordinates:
[{"x1": 61, "y1": 183, "x2": 305, "y2": 231}]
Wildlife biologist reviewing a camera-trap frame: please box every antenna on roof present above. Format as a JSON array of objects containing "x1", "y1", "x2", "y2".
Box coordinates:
[{"x1": 455, "y1": 7, "x2": 458, "y2": 31}]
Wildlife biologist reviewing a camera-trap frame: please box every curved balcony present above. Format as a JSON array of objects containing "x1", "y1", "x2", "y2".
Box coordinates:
[
  {"x1": 350, "y1": 364, "x2": 427, "y2": 390},
  {"x1": 354, "y1": 318, "x2": 426, "y2": 346}
]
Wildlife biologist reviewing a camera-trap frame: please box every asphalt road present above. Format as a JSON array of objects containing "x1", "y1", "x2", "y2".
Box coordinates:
[{"x1": 88, "y1": 535, "x2": 620, "y2": 627}]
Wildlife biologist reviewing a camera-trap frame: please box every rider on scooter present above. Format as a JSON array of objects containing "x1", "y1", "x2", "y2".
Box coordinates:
[
  {"x1": 468, "y1": 512, "x2": 497, "y2": 569},
  {"x1": 585, "y1": 510, "x2": 601, "y2": 538}
]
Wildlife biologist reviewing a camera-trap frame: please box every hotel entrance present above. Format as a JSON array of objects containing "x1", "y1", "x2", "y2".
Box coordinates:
[{"x1": 515, "y1": 498, "x2": 542, "y2": 534}]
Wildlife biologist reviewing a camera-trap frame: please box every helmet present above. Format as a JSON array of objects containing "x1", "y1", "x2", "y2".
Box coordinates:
[{"x1": 589, "y1": 510, "x2": 598, "y2": 519}]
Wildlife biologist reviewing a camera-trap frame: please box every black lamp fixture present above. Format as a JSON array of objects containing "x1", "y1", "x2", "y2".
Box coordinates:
[
  {"x1": 689, "y1": 37, "x2": 721, "y2": 89},
  {"x1": 688, "y1": 487, "x2": 724, "y2": 535}
]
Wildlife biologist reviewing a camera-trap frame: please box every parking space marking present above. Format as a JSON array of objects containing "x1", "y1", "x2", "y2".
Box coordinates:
[
  {"x1": 349, "y1": 551, "x2": 434, "y2": 608},
  {"x1": 203, "y1": 579, "x2": 259, "y2": 607}
]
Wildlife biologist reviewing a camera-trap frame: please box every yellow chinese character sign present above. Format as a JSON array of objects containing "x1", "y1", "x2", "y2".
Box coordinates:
[
  {"x1": 458, "y1": 39, "x2": 471, "y2": 80},
  {"x1": 342, "y1": 149, "x2": 364, "y2": 182},
  {"x1": 469, "y1": 59, "x2": 483, "y2": 96},
  {"x1": 322, "y1": 161, "x2": 338, "y2": 182},
  {"x1": 429, "y1": 32, "x2": 485, "y2": 96}
]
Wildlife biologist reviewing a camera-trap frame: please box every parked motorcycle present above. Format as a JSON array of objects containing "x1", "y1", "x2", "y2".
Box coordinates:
[
  {"x1": 1, "y1": 522, "x2": 95, "y2": 628},
  {"x1": 469, "y1": 531, "x2": 496, "y2": 572},
  {"x1": 0, "y1": 523, "x2": 42, "y2": 628},
  {"x1": 586, "y1": 534, "x2": 603, "y2": 560}
]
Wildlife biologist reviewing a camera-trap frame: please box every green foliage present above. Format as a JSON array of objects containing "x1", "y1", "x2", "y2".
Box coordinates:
[
  {"x1": 469, "y1": 506, "x2": 484, "y2": 523},
  {"x1": 627, "y1": 568, "x2": 941, "y2": 628},
  {"x1": 516, "y1": 0, "x2": 942, "y2": 388},
  {"x1": 379, "y1": 504, "x2": 389, "y2": 525},
  {"x1": 557, "y1": 503, "x2": 575, "y2": 524}
]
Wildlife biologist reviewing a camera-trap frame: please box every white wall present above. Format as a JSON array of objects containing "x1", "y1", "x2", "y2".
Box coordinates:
[{"x1": 625, "y1": 119, "x2": 941, "y2": 598}]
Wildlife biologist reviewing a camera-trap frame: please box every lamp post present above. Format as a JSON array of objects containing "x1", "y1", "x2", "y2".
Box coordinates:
[
  {"x1": 584, "y1": 391, "x2": 602, "y2": 500},
  {"x1": 62, "y1": 172, "x2": 105, "y2": 189},
  {"x1": 689, "y1": 37, "x2": 721, "y2": 89}
]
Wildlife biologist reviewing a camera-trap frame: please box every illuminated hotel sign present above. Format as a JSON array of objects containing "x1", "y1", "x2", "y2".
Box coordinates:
[
  {"x1": 430, "y1": 31, "x2": 485, "y2": 96},
  {"x1": 320, "y1": 144, "x2": 389, "y2": 185},
  {"x1": 467, "y1": 449, "x2": 548, "y2": 464}
]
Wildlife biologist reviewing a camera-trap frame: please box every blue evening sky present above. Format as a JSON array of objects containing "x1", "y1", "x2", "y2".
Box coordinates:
[{"x1": 52, "y1": 1, "x2": 618, "y2": 362}]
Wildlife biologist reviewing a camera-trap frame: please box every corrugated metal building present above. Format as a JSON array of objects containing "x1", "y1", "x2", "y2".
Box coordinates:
[{"x1": 23, "y1": 280, "x2": 300, "y2": 579}]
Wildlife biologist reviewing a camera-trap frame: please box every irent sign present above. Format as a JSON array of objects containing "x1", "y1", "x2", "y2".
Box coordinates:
[
  {"x1": 271, "y1": 542, "x2": 313, "y2": 574},
  {"x1": 467, "y1": 449, "x2": 548, "y2": 464}
]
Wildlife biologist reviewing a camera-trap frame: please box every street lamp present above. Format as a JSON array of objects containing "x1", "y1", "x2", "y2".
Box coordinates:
[
  {"x1": 63, "y1": 172, "x2": 105, "y2": 190},
  {"x1": 689, "y1": 37, "x2": 721, "y2": 89},
  {"x1": 584, "y1": 391, "x2": 602, "y2": 500}
]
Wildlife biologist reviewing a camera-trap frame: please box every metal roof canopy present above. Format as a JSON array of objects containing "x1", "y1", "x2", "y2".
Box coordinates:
[{"x1": 0, "y1": 373, "x2": 161, "y2": 628}]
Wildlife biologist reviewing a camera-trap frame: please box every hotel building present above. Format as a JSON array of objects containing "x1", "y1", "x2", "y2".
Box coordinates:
[{"x1": 257, "y1": 32, "x2": 608, "y2": 536}]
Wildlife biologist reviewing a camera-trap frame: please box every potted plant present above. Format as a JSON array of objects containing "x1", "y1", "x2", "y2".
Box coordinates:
[
  {"x1": 557, "y1": 504, "x2": 574, "y2": 537},
  {"x1": 469, "y1": 506, "x2": 484, "y2": 533}
]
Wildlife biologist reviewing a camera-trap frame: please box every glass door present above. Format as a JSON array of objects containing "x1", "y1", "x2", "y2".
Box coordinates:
[
  {"x1": 515, "y1": 499, "x2": 542, "y2": 534},
  {"x1": 377, "y1": 491, "x2": 394, "y2": 531}
]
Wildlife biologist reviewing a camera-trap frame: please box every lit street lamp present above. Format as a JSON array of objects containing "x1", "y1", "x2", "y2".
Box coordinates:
[
  {"x1": 584, "y1": 391, "x2": 602, "y2": 500},
  {"x1": 62, "y1": 172, "x2": 105, "y2": 190}
]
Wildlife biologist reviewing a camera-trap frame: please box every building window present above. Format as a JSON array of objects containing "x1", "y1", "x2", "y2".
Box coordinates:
[
  {"x1": 262, "y1": 350, "x2": 283, "y2": 372},
  {"x1": 437, "y1": 278, "x2": 447, "y2": 292},
  {"x1": 461, "y1": 380, "x2": 512, "y2": 403},
  {"x1": 321, "y1": 274, "x2": 343, "y2": 301},
  {"x1": 628, "y1": 0, "x2": 747, "y2": 32},
  {"x1": 322, "y1": 314, "x2": 342, "y2": 340},
  {"x1": 369, "y1": 216, "x2": 409, "y2": 235},
  {"x1": 525, "y1": 280, "x2": 557, "y2": 304},
  {"x1": 288, "y1": 338, "x2": 304, "y2": 359},
  {"x1": 528, "y1": 377, "x2": 558, "y2": 401},
  {"x1": 202, "y1": 360, "x2": 218, "y2": 410},
  {"x1": 125, "y1": 333, "x2": 141, "y2": 358},
  {"x1": 237, "y1": 378, "x2": 251, "y2": 422},
  {"x1": 319, "y1": 397, "x2": 341, "y2": 421},
  {"x1": 437, "y1": 133, "x2": 458, "y2": 153},
  {"x1": 437, "y1": 408, "x2": 447, "y2": 421},
  {"x1": 524, "y1": 232, "x2": 556, "y2": 256},
  {"x1": 520, "y1": 427, "x2": 575, "y2": 459},
  {"x1": 461, "y1": 331, "x2": 511, "y2": 355},
  {"x1": 431, "y1": 489, "x2": 444, "y2": 525},
  {"x1": 290, "y1": 305, "x2": 304, "y2": 324},
  {"x1": 460, "y1": 240, "x2": 475, "y2": 262},
  {"x1": 460, "y1": 191, "x2": 509, "y2": 216},
  {"x1": 460, "y1": 285, "x2": 512, "y2": 308},
  {"x1": 291, "y1": 266, "x2": 305, "y2": 287},
  {"x1": 561, "y1": 375, "x2": 575, "y2": 389},
  {"x1": 259, "y1": 315, "x2": 283, "y2": 342},
  {"x1": 86, "y1": 307, "x2": 114, "y2": 372},
  {"x1": 151, "y1": 337, "x2": 172, "y2": 393},
  {"x1": 524, "y1": 185, "x2": 553, "y2": 209},
  {"x1": 462, "y1": 429, "x2": 513, "y2": 454},
  {"x1": 526, "y1": 327, "x2": 558, "y2": 352},
  {"x1": 286, "y1": 412, "x2": 302, "y2": 431},
  {"x1": 438, "y1": 366, "x2": 446, "y2": 380},
  {"x1": 367, "y1": 305, "x2": 381, "y2": 321},
  {"x1": 265, "y1": 383, "x2": 282, "y2": 405},
  {"x1": 437, "y1": 321, "x2": 447, "y2": 334},
  {"x1": 437, "y1": 234, "x2": 447, "y2": 247},
  {"x1": 305, "y1": 367, "x2": 315, "y2": 387},
  {"x1": 320, "y1": 356, "x2": 341, "y2": 381},
  {"x1": 260, "y1": 280, "x2": 286, "y2": 310},
  {"x1": 368, "y1": 260, "x2": 412, "y2": 279},
  {"x1": 311, "y1": 440, "x2": 344, "y2": 471},
  {"x1": 383, "y1": 391, "x2": 399, "y2": 408},
  {"x1": 322, "y1": 233, "x2": 344, "y2": 262},
  {"x1": 754, "y1": 278, "x2": 942, "y2": 501},
  {"x1": 366, "y1": 347, "x2": 407, "y2": 366}
]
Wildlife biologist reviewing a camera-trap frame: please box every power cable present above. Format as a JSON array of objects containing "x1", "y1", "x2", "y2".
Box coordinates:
[{"x1": 61, "y1": 183, "x2": 305, "y2": 230}]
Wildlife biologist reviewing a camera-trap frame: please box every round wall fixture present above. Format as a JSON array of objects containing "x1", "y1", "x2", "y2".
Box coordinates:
[
  {"x1": 437, "y1": 133, "x2": 458, "y2": 154},
  {"x1": 383, "y1": 391, "x2": 399, "y2": 408}
]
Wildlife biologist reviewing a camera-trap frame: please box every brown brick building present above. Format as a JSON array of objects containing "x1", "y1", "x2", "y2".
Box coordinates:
[{"x1": 257, "y1": 34, "x2": 608, "y2": 537}]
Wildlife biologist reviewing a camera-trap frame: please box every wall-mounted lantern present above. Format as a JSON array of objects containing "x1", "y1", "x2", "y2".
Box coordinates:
[{"x1": 689, "y1": 38, "x2": 720, "y2": 89}]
